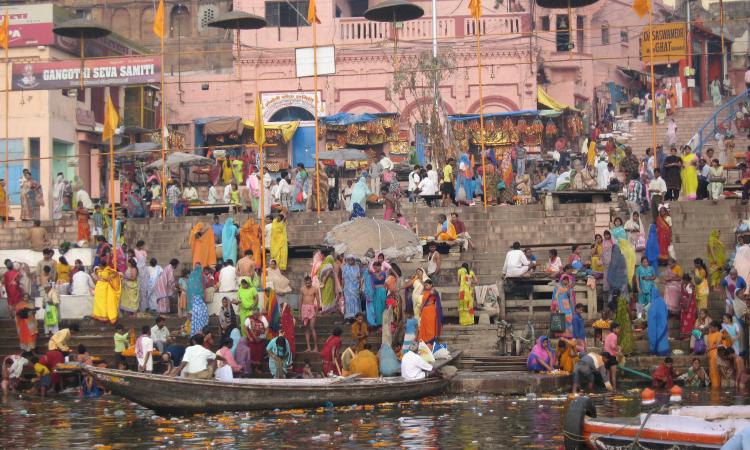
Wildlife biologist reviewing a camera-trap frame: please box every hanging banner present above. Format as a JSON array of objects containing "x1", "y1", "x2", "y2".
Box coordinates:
[
  {"x1": 640, "y1": 22, "x2": 687, "y2": 64},
  {"x1": 12, "y1": 55, "x2": 161, "y2": 91}
]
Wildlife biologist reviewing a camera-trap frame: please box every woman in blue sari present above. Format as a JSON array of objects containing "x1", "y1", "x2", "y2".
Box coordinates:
[
  {"x1": 551, "y1": 274, "x2": 575, "y2": 335},
  {"x1": 342, "y1": 255, "x2": 361, "y2": 319},
  {"x1": 361, "y1": 263, "x2": 374, "y2": 323},
  {"x1": 266, "y1": 332, "x2": 293, "y2": 378},
  {"x1": 188, "y1": 264, "x2": 208, "y2": 336},
  {"x1": 645, "y1": 224, "x2": 660, "y2": 270},
  {"x1": 290, "y1": 170, "x2": 308, "y2": 212},
  {"x1": 368, "y1": 262, "x2": 387, "y2": 327},
  {"x1": 635, "y1": 256, "x2": 656, "y2": 319},
  {"x1": 611, "y1": 217, "x2": 627, "y2": 242},
  {"x1": 349, "y1": 177, "x2": 370, "y2": 213},
  {"x1": 221, "y1": 218, "x2": 239, "y2": 264},
  {"x1": 647, "y1": 286, "x2": 670, "y2": 356}
]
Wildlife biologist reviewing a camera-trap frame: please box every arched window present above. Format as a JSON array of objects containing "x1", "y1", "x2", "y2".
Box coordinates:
[
  {"x1": 269, "y1": 107, "x2": 315, "y2": 122},
  {"x1": 111, "y1": 9, "x2": 131, "y2": 39},
  {"x1": 601, "y1": 22, "x2": 610, "y2": 45},
  {"x1": 170, "y1": 5, "x2": 191, "y2": 38}
]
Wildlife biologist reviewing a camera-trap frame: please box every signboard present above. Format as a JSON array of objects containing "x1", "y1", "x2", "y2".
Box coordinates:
[
  {"x1": 5, "y1": 4, "x2": 56, "y2": 48},
  {"x1": 12, "y1": 55, "x2": 161, "y2": 91},
  {"x1": 640, "y1": 22, "x2": 687, "y2": 64},
  {"x1": 295, "y1": 46, "x2": 336, "y2": 78},
  {"x1": 261, "y1": 91, "x2": 326, "y2": 122}
]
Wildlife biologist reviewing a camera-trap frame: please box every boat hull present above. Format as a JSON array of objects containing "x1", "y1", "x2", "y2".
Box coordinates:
[{"x1": 87, "y1": 367, "x2": 450, "y2": 414}]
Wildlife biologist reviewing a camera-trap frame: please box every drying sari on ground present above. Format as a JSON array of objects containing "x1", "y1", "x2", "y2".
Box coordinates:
[
  {"x1": 418, "y1": 289, "x2": 443, "y2": 345},
  {"x1": 708, "y1": 230, "x2": 726, "y2": 288},
  {"x1": 551, "y1": 275, "x2": 575, "y2": 336},
  {"x1": 656, "y1": 214, "x2": 672, "y2": 264},
  {"x1": 647, "y1": 287, "x2": 671, "y2": 356},
  {"x1": 681, "y1": 153, "x2": 698, "y2": 199},
  {"x1": 189, "y1": 223, "x2": 217, "y2": 268},
  {"x1": 222, "y1": 218, "x2": 239, "y2": 265},
  {"x1": 319, "y1": 256, "x2": 336, "y2": 313},
  {"x1": 270, "y1": 219, "x2": 288, "y2": 270},
  {"x1": 457, "y1": 267, "x2": 475, "y2": 326},
  {"x1": 342, "y1": 262, "x2": 361, "y2": 319},
  {"x1": 188, "y1": 266, "x2": 208, "y2": 336},
  {"x1": 239, "y1": 218, "x2": 262, "y2": 267},
  {"x1": 614, "y1": 296, "x2": 635, "y2": 354},
  {"x1": 92, "y1": 267, "x2": 122, "y2": 324},
  {"x1": 680, "y1": 282, "x2": 698, "y2": 339},
  {"x1": 662, "y1": 264, "x2": 683, "y2": 313}
]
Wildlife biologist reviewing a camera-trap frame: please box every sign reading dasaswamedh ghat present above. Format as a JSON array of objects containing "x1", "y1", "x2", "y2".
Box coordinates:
[
  {"x1": 640, "y1": 22, "x2": 687, "y2": 64},
  {"x1": 12, "y1": 55, "x2": 160, "y2": 90}
]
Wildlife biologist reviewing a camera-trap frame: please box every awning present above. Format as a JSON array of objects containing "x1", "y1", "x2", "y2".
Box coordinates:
[
  {"x1": 242, "y1": 120, "x2": 300, "y2": 143},
  {"x1": 448, "y1": 109, "x2": 542, "y2": 121},
  {"x1": 537, "y1": 87, "x2": 580, "y2": 112},
  {"x1": 320, "y1": 112, "x2": 397, "y2": 126},
  {"x1": 618, "y1": 66, "x2": 664, "y2": 81},
  {"x1": 194, "y1": 116, "x2": 244, "y2": 137}
]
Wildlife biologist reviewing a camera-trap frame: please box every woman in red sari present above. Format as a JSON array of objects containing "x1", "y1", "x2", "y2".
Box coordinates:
[
  {"x1": 245, "y1": 309, "x2": 267, "y2": 375},
  {"x1": 319, "y1": 327, "x2": 342, "y2": 376},
  {"x1": 418, "y1": 279, "x2": 444, "y2": 349},
  {"x1": 280, "y1": 303, "x2": 296, "y2": 359},
  {"x1": 3, "y1": 260, "x2": 23, "y2": 308},
  {"x1": 680, "y1": 274, "x2": 698, "y2": 339},
  {"x1": 656, "y1": 206, "x2": 672, "y2": 265}
]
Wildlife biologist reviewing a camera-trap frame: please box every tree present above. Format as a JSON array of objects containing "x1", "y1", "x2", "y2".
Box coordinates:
[{"x1": 387, "y1": 50, "x2": 455, "y2": 166}]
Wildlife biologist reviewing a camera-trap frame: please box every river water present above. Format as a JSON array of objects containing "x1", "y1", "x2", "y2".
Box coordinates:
[{"x1": 0, "y1": 388, "x2": 746, "y2": 449}]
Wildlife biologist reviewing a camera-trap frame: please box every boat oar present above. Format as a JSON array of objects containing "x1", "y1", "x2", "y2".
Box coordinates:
[{"x1": 617, "y1": 364, "x2": 653, "y2": 381}]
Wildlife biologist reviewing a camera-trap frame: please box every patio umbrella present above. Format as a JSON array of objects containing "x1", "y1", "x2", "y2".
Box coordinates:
[
  {"x1": 53, "y1": 19, "x2": 112, "y2": 90},
  {"x1": 318, "y1": 149, "x2": 369, "y2": 161},
  {"x1": 146, "y1": 152, "x2": 214, "y2": 170},
  {"x1": 324, "y1": 218, "x2": 422, "y2": 260}
]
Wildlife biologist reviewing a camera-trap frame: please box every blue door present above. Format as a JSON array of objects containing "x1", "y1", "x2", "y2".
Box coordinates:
[{"x1": 291, "y1": 126, "x2": 316, "y2": 168}]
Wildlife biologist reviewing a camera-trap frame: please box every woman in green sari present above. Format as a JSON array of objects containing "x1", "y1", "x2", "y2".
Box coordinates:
[
  {"x1": 319, "y1": 255, "x2": 336, "y2": 313},
  {"x1": 237, "y1": 275, "x2": 259, "y2": 337},
  {"x1": 614, "y1": 295, "x2": 635, "y2": 355},
  {"x1": 707, "y1": 229, "x2": 726, "y2": 288}
]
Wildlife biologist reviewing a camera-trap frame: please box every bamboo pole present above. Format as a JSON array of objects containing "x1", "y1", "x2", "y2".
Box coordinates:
[
  {"x1": 259, "y1": 141, "x2": 266, "y2": 290},
  {"x1": 109, "y1": 96, "x2": 116, "y2": 271},
  {"x1": 476, "y1": 20, "x2": 487, "y2": 211},
  {"x1": 4, "y1": 26, "x2": 8, "y2": 224},
  {"x1": 313, "y1": 20, "x2": 320, "y2": 216},
  {"x1": 649, "y1": 8, "x2": 657, "y2": 167},
  {"x1": 160, "y1": 34, "x2": 167, "y2": 217}
]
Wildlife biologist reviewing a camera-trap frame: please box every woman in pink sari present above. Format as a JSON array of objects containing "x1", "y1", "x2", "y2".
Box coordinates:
[
  {"x1": 601, "y1": 230, "x2": 615, "y2": 291},
  {"x1": 656, "y1": 207, "x2": 672, "y2": 265},
  {"x1": 662, "y1": 258, "x2": 684, "y2": 314},
  {"x1": 680, "y1": 274, "x2": 698, "y2": 339}
]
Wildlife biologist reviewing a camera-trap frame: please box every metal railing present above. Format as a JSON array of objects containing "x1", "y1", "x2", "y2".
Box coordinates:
[{"x1": 694, "y1": 88, "x2": 750, "y2": 155}]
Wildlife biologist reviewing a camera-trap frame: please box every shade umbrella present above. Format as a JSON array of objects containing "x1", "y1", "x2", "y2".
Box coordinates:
[
  {"x1": 53, "y1": 19, "x2": 112, "y2": 90},
  {"x1": 324, "y1": 217, "x2": 422, "y2": 261},
  {"x1": 208, "y1": 11, "x2": 267, "y2": 78},
  {"x1": 318, "y1": 149, "x2": 370, "y2": 161},
  {"x1": 145, "y1": 152, "x2": 214, "y2": 170}
]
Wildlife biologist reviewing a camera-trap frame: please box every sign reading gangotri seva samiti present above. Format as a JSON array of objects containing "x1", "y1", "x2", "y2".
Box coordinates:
[
  {"x1": 12, "y1": 55, "x2": 160, "y2": 91},
  {"x1": 640, "y1": 22, "x2": 687, "y2": 64}
]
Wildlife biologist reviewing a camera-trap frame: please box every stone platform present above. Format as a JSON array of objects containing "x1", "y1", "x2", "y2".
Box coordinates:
[{"x1": 450, "y1": 371, "x2": 570, "y2": 395}]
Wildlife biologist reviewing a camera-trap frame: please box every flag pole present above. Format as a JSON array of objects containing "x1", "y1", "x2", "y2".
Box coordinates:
[
  {"x1": 160, "y1": 32, "x2": 167, "y2": 217},
  {"x1": 313, "y1": 20, "x2": 320, "y2": 216},
  {"x1": 108, "y1": 95, "x2": 117, "y2": 271},
  {"x1": 258, "y1": 153, "x2": 266, "y2": 290},
  {"x1": 648, "y1": 6, "x2": 657, "y2": 168},
  {"x1": 4, "y1": 15, "x2": 8, "y2": 225},
  {"x1": 475, "y1": 19, "x2": 487, "y2": 211}
]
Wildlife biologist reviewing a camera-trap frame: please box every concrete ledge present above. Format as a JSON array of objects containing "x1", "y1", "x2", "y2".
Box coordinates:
[{"x1": 449, "y1": 371, "x2": 570, "y2": 395}]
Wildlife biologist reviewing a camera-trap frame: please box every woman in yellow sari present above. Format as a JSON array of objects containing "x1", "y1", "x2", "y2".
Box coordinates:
[
  {"x1": 0, "y1": 180, "x2": 7, "y2": 219},
  {"x1": 435, "y1": 214, "x2": 457, "y2": 241},
  {"x1": 707, "y1": 230, "x2": 726, "y2": 288},
  {"x1": 270, "y1": 214, "x2": 288, "y2": 270},
  {"x1": 556, "y1": 337, "x2": 579, "y2": 373},
  {"x1": 590, "y1": 234, "x2": 605, "y2": 273},
  {"x1": 221, "y1": 158, "x2": 233, "y2": 185},
  {"x1": 189, "y1": 222, "x2": 217, "y2": 268},
  {"x1": 92, "y1": 263, "x2": 122, "y2": 324},
  {"x1": 457, "y1": 263, "x2": 476, "y2": 326},
  {"x1": 239, "y1": 218, "x2": 262, "y2": 267},
  {"x1": 681, "y1": 148, "x2": 699, "y2": 200}
]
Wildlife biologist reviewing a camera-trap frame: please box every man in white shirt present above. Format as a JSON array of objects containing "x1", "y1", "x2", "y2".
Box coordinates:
[
  {"x1": 595, "y1": 156, "x2": 610, "y2": 189},
  {"x1": 407, "y1": 165, "x2": 421, "y2": 202},
  {"x1": 150, "y1": 316, "x2": 170, "y2": 353},
  {"x1": 218, "y1": 260, "x2": 238, "y2": 292},
  {"x1": 648, "y1": 168, "x2": 668, "y2": 221},
  {"x1": 418, "y1": 173, "x2": 438, "y2": 206},
  {"x1": 265, "y1": 222, "x2": 272, "y2": 250},
  {"x1": 70, "y1": 269, "x2": 95, "y2": 295},
  {"x1": 278, "y1": 173, "x2": 291, "y2": 208},
  {"x1": 182, "y1": 181, "x2": 199, "y2": 202},
  {"x1": 426, "y1": 164, "x2": 439, "y2": 187},
  {"x1": 177, "y1": 335, "x2": 221, "y2": 379},
  {"x1": 503, "y1": 241, "x2": 532, "y2": 278},
  {"x1": 135, "y1": 325, "x2": 154, "y2": 373},
  {"x1": 401, "y1": 343, "x2": 434, "y2": 380}
]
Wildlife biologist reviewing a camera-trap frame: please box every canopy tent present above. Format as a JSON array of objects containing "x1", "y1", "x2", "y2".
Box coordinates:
[
  {"x1": 320, "y1": 112, "x2": 398, "y2": 126},
  {"x1": 318, "y1": 148, "x2": 370, "y2": 161},
  {"x1": 242, "y1": 120, "x2": 300, "y2": 144},
  {"x1": 194, "y1": 116, "x2": 244, "y2": 137},
  {"x1": 537, "y1": 87, "x2": 580, "y2": 112},
  {"x1": 447, "y1": 109, "x2": 562, "y2": 122}
]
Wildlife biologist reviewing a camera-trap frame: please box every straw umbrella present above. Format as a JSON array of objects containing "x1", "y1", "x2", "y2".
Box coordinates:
[{"x1": 52, "y1": 19, "x2": 112, "y2": 90}]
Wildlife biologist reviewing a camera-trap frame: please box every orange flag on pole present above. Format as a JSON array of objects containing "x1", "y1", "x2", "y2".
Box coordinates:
[
  {"x1": 632, "y1": 0, "x2": 651, "y2": 18},
  {"x1": 153, "y1": 0, "x2": 165, "y2": 39},
  {"x1": 469, "y1": 0, "x2": 482, "y2": 20},
  {"x1": 0, "y1": 12, "x2": 9, "y2": 50},
  {"x1": 102, "y1": 95, "x2": 120, "y2": 143},
  {"x1": 308, "y1": 0, "x2": 321, "y2": 24}
]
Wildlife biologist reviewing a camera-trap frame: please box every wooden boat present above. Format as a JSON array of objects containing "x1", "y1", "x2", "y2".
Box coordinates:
[
  {"x1": 563, "y1": 397, "x2": 750, "y2": 450},
  {"x1": 85, "y1": 352, "x2": 459, "y2": 414}
]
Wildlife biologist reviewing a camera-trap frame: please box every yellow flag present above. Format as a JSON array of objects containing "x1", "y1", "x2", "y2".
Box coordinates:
[
  {"x1": 153, "y1": 0, "x2": 165, "y2": 39},
  {"x1": 469, "y1": 0, "x2": 481, "y2": 20},
  {"x1": 632, "y1": 0, "x2": 651, "y2": 18},
  {"x1": 307, "y1": 0, "x2": 321, "y2": 25},
  {"x1": 102, "y1": 95, "x2": 120, "y2": 143},
  {"x1": 0, "y1": 12, "x2": 9, "y2": 50},
  {"x1": 254, "y1": 93, "x2": 265, "y2": 147}
]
